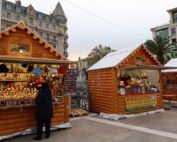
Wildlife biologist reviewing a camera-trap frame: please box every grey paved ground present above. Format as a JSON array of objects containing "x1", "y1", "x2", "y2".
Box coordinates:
[
  {"x1": 4, "y1": 111, "x2": 177, "y2": 142},
  {"x1": 119, "y1": 109, "x2": 177, "y2": 133}
]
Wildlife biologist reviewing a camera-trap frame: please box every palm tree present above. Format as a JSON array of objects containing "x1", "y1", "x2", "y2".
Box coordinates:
[{"x1": 144, "y1": 36, "x2": 177, "y2": 65}]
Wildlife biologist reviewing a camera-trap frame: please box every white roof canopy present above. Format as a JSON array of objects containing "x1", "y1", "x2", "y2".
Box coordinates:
[
  {"x1": 163, "y1": 58, "x2": 177, "y2": 72},
  {"x1": 87, "y1": 44, "x2": 162, "y2": 71},
  {"x1": 87, "y1": 48, "x2": 135, "y2": 71}
]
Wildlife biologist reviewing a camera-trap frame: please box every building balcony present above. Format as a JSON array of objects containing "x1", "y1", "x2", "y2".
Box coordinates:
[
  {"x1": 58, "y1": 31, "x2": 64, "y2": 36},
  {"x1": 49, "y1": 38, "x2": 56, "y2": 43},
  {"x1": 1, "y1": 17, "x2": 17, "y2": 23},
  {"x1": 37, "y1": 25, "x2": 60, "y2": 34},
  {"x1": 27, "y1": 22, "x2": 36, "y2": 28},
  {"x1": 64, "y1": 42, "x2": 68, "y2": 48},
  {"x1": 64, "y1": 52, "x2": 68, "y2": 57},
  {"x1": 65, "y1": 33, "x2": 68, "y2": 38},
  {"x1": 48, "y1": 39, "x2": 58, "y2": 45}
]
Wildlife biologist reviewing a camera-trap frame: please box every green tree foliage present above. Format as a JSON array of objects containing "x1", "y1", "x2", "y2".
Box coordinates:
[
  {"x1": 144, "y1": 36, "x2": 177, "y2": 65},
  {"x1": 87, "y1": 44, "x2": 115, "y2": 67}
]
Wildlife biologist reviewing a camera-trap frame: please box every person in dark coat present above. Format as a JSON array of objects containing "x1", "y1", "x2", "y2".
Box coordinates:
[{"x1": 33, "y1": 76, "x2": 53, "y2": 140}]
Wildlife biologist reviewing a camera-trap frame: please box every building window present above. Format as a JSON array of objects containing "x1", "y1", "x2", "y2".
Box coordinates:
[
  {"x1": 173, "y1": 12, "x2": 177, "y2": 23},
  {"x1": 2, "y1": 13, "x2": 6, "y2": 18},
  {"x1": 46, "y1": 24, "x2": 49, "y2": 28},
  {"x1": 6, "y1": 4, "x2": 11, "y2": 9},
  {"x1": 54, "y1": 35, "x2": 56, "y2": 42},
  {"x1": 6, "y1": 24, "x2": 11, "y2": 28},
  {"x1": 53, "y1": 24, "x2": 56, "y2": 29},
  {"x1": 39, "y1": 21, "x2": 42, "y2": 27},
  {"x1": 52, "y1": 18, "x2": 56, "y2": 23},
  {"x1": 16, "y1": 7, "x2": 21, "y2": 13},
  {"x1": 46, "y1": 33, "x2": 49, "y2": 40},
  {"x1": 29, "y1": 18, "x2": 33, "y2": 25},
  {"x1": 172, "y1": 38, "x2": 176, "y2": 43},
  {"x1": 1, "y1": 27, "x2": 5, "y2": 30},
  {"x1": 155, "y1": 28, "x2": 169, "y2": 38},
  {"x1": 39, "y1": 32, "x2": 42, "y2": 37},
  {"x1": 16, "y1": 15, "x2": 20, "y2": 21},
  {"x1": 28, "y1": 8, "x2": 34, "y2": 16},
  {"x1": 7, "y1": 13, "x2": 11, "y2": 19},
  {"x1": 46, "y1": 17, "x2": 49, "y2": 22},
  {"x1": 64, "y1": 48, "x2": 67, "y2": 54},
  {"x1": 171, "y1": 28, "x2": 176, "y2": 36},
  {"x1": 38, "y1": 14, "x2": 43, "y2": 19}
]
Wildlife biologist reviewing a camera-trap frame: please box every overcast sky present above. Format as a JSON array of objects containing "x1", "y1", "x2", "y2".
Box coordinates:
[{"x1": 6, "y1": 0, "x2": 177, "y2": 60}]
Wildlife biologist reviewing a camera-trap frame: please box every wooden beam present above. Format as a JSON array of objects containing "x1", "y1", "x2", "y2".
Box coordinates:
[
  {"x1": 4, "y1": 31, "x2": 10, "y2": 36},
  {"x1": 27, "y1": 30, "x2": 32, "y2": 35},
  {"x1": 50, "y1": 48, "x2": 55, "y2": 53},
  {"x1": 55, "y1": 52, "x2": 59, "y2": 57},
  {"x1": 44, "y1": 44, "x2": 49, "y2": 48},
  {"x1": 10, "y1": 28, "x2": 16, "y2": 32},
  {"x1": 33, "y1": 34, "x2": 38, "y2": 39},
  {"x1": 18, "y1": 22, "x2": 26, "y2": 30},
  {"x1": 39, "y1": 39, "x2": 44, "y2": 44}
]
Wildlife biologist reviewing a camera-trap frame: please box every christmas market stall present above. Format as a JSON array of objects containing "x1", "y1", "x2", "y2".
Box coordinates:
[
  {"x1": 87, "y1": 45, "x2": 164, "y2": 115},
  {"x1": 162, "y1": 58, "x2": 177, "y2": 101},
  {"x1": 0, "y1": 21, "x2": 72, "y2": 139}
]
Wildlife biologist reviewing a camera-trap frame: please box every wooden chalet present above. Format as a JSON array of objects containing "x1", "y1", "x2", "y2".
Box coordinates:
[
  {"x1": 162, "y1": 58, "x2": 177, "y2": 101},
  {"x1": 0, "y1": 21, "x2": 70, "y2": 137},
  {"x1": 87, "y1": 45, "x2": 163, "y2": 114}
]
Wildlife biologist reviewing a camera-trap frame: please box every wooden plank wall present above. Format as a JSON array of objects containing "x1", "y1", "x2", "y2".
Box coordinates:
[
  {"x1": 88, "y1": 68, "x2": 118, "y2": 114},
  {"x1": 162, "y1": 73, "x2": 177, "y2": 101},
  {"x1": 163, "y1": 90, "x2": 177, "y2": 101},
  {"x1": 0, "y1": 29, "x2": 61, "y2": 60},
  {"x1": 0, "y1": 96, "x2": 69, "y2": 136}
]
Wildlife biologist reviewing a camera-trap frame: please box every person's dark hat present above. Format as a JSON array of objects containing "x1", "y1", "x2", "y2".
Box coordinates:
[
  {"x1": 0, "y1": 64, "x2": 9, "y2": 73},
  {"x1": 21, "y1": 63, "x2": 28, "y2": 68},
  {"x1": 27, "y1": 64, "x2": 34, "y2": 72}
]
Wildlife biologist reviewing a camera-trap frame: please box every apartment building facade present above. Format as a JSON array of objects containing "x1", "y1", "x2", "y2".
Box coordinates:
[
  {"x1": 0, "y1": 0, "x2": 68, "y2": 57},
  {"x1": 151, "y1": 7, "x2": 177, "y2": 43}
]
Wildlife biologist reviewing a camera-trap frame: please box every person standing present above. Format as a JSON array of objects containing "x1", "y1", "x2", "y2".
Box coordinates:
[{"x1": 33, "y1": 76, "x2": 53, "y2": 140}]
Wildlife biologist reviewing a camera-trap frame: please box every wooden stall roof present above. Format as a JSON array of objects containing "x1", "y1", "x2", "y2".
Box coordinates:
[
  {"x1": 163, "y1": 58, "x2": 177, "y2": 73},
  {"x1": 0, "y1": 20, "x2": 67, "y2": 60},
  {"x1": 0, "y1": 55, "x2": 76, "y2": 64},
  {"x1": 87, "y1": 44, "x2": 162, "y2": 71}
]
